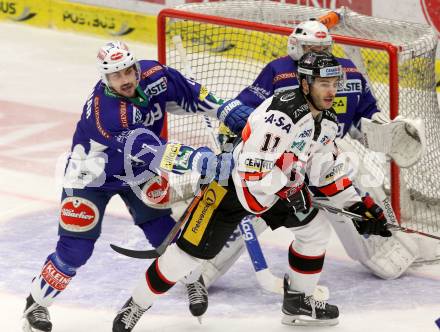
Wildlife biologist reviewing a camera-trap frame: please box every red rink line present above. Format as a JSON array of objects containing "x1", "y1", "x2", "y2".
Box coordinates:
[
  {"x1": 0, "y1": 100, "x2": 78, "y2": 176},
  {"x1": 0, "y1": 189, "x2": 57, "y2": 206}
]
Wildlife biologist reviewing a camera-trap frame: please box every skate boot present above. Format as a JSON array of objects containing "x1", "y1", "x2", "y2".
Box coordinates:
[
  {"x1": 186, "y1": 276, "x2": 208, "y2": 323},
  {"x1": 22, "y1": 295, "x2": 52, "y2": 332},
  {"x1": 281, "y1": 275, "x2": 339, "y2": 326},
  {"x1": 113, "y1": 297, "x2": 150, "y2": 332}
]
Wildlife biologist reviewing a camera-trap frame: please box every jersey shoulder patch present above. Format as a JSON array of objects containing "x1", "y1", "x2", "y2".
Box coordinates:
[
  {"x1": 139, "y1": 60, "x2": 164, "y2": 80},
  {"x1": 267, "y1": 89, "x2": 309, "y2": 124}
]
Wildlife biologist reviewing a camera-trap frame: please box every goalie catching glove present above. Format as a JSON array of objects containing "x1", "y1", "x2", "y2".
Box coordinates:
[
  {"x1": 347, "y1": 195, "x2": 392, "y2": 237},
  {"x1": 360, "y1": 114, "x2": 425, "y2": 168}
]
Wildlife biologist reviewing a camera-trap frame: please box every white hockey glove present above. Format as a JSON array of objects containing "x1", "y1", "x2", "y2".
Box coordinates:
[{"x1": 361, "y1": 114, "x2": 425, "y2": 168}]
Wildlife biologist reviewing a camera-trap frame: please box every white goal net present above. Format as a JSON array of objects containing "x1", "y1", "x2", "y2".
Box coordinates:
[{"x1": 158, "y1": 1, "x2": 439, "y2": 237}]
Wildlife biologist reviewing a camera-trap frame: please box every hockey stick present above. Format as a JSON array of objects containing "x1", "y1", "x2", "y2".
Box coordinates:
[
  {"x1": 313, "y1": 199, "x2": 440, "y2": 241},
  {"x1": 172, "y1": 34, "x2": 289, "y2": 295},
  {"x1": 238, "y1": 216, "x2": 283, "y2": 294},
  {"x1": 110, "y1": 181, "x2": 209, "y2": 259}
]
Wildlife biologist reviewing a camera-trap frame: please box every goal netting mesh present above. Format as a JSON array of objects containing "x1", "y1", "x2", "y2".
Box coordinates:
[{"x1": 158, "y1": 1, "x2": 439, "y2": 236}]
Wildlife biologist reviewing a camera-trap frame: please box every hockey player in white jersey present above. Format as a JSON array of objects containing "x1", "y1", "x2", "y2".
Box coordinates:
[
  {"x1": 111, "y1": 51, "x2": 391, "y2": 331},
  {"x1": 195, "y1": 19, "x2": 424, "y2": 301}
]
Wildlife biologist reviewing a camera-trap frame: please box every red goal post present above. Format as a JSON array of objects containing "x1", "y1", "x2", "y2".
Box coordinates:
[{"x1": 156, "y1": 2, "x2": 439, "y2": 237}]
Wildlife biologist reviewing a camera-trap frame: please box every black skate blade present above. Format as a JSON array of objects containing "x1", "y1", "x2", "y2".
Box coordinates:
[
  {"x1": 110, "y1": 244, "x2": 160, "y2": 259},
  {"x1": 282, "y1": 314, "x2": 339, "y2": 327}
]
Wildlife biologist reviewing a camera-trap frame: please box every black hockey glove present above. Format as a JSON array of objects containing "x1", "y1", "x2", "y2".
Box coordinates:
[
  {"x1": 278, "y1": 183, "x2": 311, "y2": 214},
  {"x1": 347, "y1": 196, "x2": 392, "y2": 237}
]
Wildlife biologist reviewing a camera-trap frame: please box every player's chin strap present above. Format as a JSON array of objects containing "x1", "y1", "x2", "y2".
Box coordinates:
[{"x1": 360, "y1": 114, "x2": 426, "y2": 168}]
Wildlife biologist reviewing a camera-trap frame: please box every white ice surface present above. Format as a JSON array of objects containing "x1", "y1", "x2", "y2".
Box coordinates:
[{"x1": 0, "y1": 21, "x2": 439, "y2": 332}]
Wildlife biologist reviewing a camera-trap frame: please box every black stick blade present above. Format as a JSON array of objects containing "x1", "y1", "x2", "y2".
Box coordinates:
[{"x1": 110, "y1": 244, "x2": 160, "y2": 259}]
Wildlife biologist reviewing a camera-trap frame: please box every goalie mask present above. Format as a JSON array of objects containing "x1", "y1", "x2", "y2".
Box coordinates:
[
  {"x1": 287, "y1": 20, "x2": 333, "y2": 61},
  {"x1": 97, "y1": 41, "x2": 140, "y2": 87}
]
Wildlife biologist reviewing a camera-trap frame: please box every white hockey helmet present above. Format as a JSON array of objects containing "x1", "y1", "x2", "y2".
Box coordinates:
[
  {"x1": 287, "y1": 20, "x2": 333, "y2": 61},
  {"x1": 97, "y1": 41, "x2": 139, "y2": 86}
]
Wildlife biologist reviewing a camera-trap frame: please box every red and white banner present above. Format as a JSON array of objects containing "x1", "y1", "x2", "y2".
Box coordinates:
[{"x1": 420, "y1": 0, "x2": 440, "y2": 35}]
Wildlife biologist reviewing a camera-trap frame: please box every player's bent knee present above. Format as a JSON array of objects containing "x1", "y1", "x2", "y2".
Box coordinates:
[
  {"x1": 56, "y1": 235, "x2": 96, "y2": 268},
  {"x1": 158, "y1": 243, "x2": 203, "y2": 281}
]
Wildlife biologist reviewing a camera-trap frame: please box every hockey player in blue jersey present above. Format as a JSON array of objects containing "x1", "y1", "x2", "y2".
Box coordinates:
[
  {"x1": 237, "y1": 19, "x2": 379, "y2": 137},
  {"x1": 194, "y1": 19, "x2": 421, "y2": 304},
  {"x1": 22, "y1": 41, "x2": 251, "y2": 332}
]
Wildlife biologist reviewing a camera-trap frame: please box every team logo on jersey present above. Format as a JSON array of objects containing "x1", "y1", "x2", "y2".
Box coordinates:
[
  {"x1": 325, "y1": 163, "x2": 345, "y2": 182},
  {"x1": 332, "y1": 97, "x2": 347, "y2": 114},
  {"x1": 338, "y1": 79, "x2": 362, "y2": 93},
  {"x1": 298, "y1": 128, "x2": 312, "y2": 138},
  {"x1": 273, "y1": 72, "x2": 296, "y2": 84},
  {"x1": 133, "y1": 107, "x2": 143, "y2": 124},
  {"x1": 141, "y1": 175, "x2": 171, "y2": 209},
  {"x1": 264, "y1": 113, "x2": 292, "y2": 133},
  {"x1": 248, "y1": 85, "x2": 271, "y2": 99},
  {"x1": 280, "y1": 91, "x2": 296, "y2": 102},
  {"x1": 320, "y1": 134, "x2": 332, "y2": 145},
  {"x1": 244, "y1": 158, "x2": 274, "y2": 172},
  {"x1": 60, "y1": 197, "x2": 99, "y2": 232},
  {"x1": 119, "y1": 101, "x2": 129, "y2": 128},
  {"x1": 145, "y1": 77, "x2": 167, "y2": 96},
  {"x1": 141, "y1": 65, "x2": 162, "y2": 79},
  {"x1": 291, "y1": 140, "x2": 306, "y2": 152}
]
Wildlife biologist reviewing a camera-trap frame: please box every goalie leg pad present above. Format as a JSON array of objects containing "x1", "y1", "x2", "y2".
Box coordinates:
[
  {"x1": 330, "y1": 213, "x2": 419, "y2": 279},
  {"x1": 415, "y1": 235, "x2": 440, "y2": 262},
  {"x1": 361, "y1": 231, "x2": 419, "y2": 279},
  {"x1": 201, "y1": 216, "x2": 268, "y2": 288}
]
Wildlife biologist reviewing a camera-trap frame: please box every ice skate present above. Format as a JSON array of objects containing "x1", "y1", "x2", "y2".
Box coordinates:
[
  {"x1": 186, "y1": 276, "x2": 208, "y2": 323},
  {"x1": 113, "y1": 297, "x2": 150, "y2": 332},
  {"x1": 22, "y1": 295, "x2": 52, "y2": 332},
  {"x1": 281, "y1": 275, "x2": 339, "y2": 326}
]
